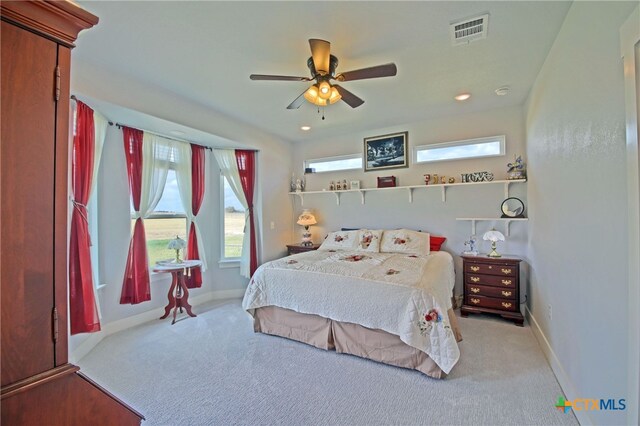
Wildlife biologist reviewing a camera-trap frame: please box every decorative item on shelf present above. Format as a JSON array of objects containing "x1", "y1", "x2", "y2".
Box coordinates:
[
  {"x1": 342, "y1": 179, "x2": 347, "y2": 190},
  {"x1": 295, "y1": 179, "x2": 303, "y2": 192},
  {"x1": 304, "y1": 167, "x2": 315, "y2": 174},
  {"x1": 377, "y1": 176, "x2": 397, "y2": 188},
  {"x1": 336, "y1": 180, "x2": 342, "y2": 190},
  {"x1": 483, "y1": 229, "x2": 505, "y2": 258},
  {"x1": 350, "y1": 180, "x2": 361, "y2": 190},
  {"x1": 501, "y1": 197, "x2": 525, "y2": 218},
  {"x1": 432, "y1": 174, "x2": 439, "y2": 185},
  {"x1": 461, "y1": 171, "x2": 494, "y2": 183},
  {"x1": 167, "y1": 235, "x2": 187, "y2": 263},
  {"x1": 329, "y1": 181, "x2": 335, "y2": 191},
  {"x1": 364, "y1": 131, "x2": 408, "y2": 172},
  {"x1": 290, "y1": 173, "x2": 297, "y2": 192},
  {"x1": 440, "y1": 176, "x2": 446, "y2": 184},
  {"x1": 297, "y1": 209, "x2": 318, "y2": 246},
  {"x1": 463, "y1": 235, "x2": 478, "y2": 256},
  {"x1": 423, "y1": 174, "x2": 430, "y2": 185},
  {"x1": 448, "y1": 177, "x2": 456, "y2": 184},
  {"x1": 507, "y1": 155, "x2": 526, "y2": 180}
]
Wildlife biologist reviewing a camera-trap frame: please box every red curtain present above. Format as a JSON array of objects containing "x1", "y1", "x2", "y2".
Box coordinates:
[
  {"x1": 235, "y1": 150, "x2": 257, "y2": 275},
  {"x1": 186, "y1": 144, "x2": 205, "y2": 288},
  {"x1": 69, "y1": 101, "x2": 101, "y2": 335},
  {"x1": 120, "y1": 127, "x2": 151, "y2": 304}
]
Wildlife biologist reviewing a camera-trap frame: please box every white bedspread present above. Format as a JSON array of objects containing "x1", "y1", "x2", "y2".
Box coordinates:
[{"x1": 242, "y1": 250, "x2": 460, "y2": 373}]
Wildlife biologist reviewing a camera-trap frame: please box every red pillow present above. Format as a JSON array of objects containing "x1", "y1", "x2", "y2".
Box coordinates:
[{"x1": 430, "y1": 235, "x2": 446, "y2": 251}]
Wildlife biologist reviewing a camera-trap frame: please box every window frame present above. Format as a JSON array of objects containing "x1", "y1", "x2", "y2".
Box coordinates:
[
  {"x1": 303, "y1": 153, "x2": 363, "y2": 173},
  {"x1": 413, "y1": 135, "x2": 506, "y2": 164},
  {"x1": 219, "y1": 174, "x2": 243, "y2": 265}
]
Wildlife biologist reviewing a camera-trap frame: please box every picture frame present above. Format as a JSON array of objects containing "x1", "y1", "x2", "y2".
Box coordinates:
[
  {"x1": 364, "y1": 131, "x2": 408, "y2": 172},
  {"x1": 350, "y1": 180, "x2": 360, "y2": 190}
]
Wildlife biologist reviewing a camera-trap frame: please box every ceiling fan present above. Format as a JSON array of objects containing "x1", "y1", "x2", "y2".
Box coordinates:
[{"x1": 250, "y1": 39, "x2": 397, "y2": 110}]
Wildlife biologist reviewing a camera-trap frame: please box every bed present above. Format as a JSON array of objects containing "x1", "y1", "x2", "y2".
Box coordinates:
[{"x1": 242, "y1": 229, "x2": 462, "y2": 378}]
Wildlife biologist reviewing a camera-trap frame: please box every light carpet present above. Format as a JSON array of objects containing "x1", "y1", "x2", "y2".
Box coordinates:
[{"x1": 79, "y1": 299, "x2": 578, "y2": 425}]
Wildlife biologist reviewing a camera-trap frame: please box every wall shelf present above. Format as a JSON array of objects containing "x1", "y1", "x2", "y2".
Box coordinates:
[
  {"x1": 289, "y1": 179, "x2": 526, "y2": 206},
  {"x1": 456, "y1": 217, "x2": 529, "y2": 236}
]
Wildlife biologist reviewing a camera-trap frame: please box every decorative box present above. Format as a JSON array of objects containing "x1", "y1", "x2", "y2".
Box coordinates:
[{"x1": 377, "y1": 176, "x2": 397, "y2": 188}]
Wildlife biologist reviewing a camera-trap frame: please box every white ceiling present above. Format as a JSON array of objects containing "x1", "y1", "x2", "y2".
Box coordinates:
[{"x1": 75, "y1": 1, "x2": 571, "y2": 144}]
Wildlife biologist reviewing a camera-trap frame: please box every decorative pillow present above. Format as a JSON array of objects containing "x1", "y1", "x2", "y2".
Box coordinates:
[
  {"x1": 355, "y1": 229, "x2": 382, "y2": 252},
  {"x1": 380, "y1": 229, "x2": 430, "y2": 256},
  {"x1": 429, "y1": 235, "x2": 447, "y2": 251},
  {"x1": 318, "y1": 230, "x2": 359, "y2": 251}
]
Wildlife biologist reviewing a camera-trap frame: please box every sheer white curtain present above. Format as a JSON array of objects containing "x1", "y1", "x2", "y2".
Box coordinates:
[
  {"x1": 138, "y1": 133, "x2": 174, "y2": 220},
  {"x1": 213, "y1": 149, "x2": 250, "y2": 277},
  {"x1": 88, "y1": 110, "x2": 108, "y2": 317},
  {"x1": 174, "y1": 142, "x2": 207, "y2": 270}
]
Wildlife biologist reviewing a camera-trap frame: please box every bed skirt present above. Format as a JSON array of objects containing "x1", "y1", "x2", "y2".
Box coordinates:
[{"x1": 253, "y1": 306, "x2": 462, "y2": 379}]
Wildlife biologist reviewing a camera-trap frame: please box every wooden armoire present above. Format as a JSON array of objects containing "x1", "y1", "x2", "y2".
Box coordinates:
[{"x1": 1, "y1": 2, "x2": 144, "y2": 424}]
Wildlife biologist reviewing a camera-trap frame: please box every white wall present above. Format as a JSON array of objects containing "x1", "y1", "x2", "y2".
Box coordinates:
[
  {"x1": 69, "y1": 60, "x2": 294, "y2": 352},
  {"x1": 524, "y1": 2, "x2": 636, "y2": 425},
  {"x1": 291, "y1": 106, "x2": 528, "y2": 297}
]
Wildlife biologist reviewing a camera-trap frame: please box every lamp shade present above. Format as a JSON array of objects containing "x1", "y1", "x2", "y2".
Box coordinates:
[
  {"x1": 482, "y1": 229, "x2": 505, "y2": 242},
  {"x1": 167, "y1": 235, "x2": 187, "y2": 250},
  {"x1": 297, "y1": 210, "x2": 317, "y2": 226}
]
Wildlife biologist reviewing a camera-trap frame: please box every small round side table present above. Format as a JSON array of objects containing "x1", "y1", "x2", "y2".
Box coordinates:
[{"x1": 153, "y1": 260, "x2": 202, "y2": 324}]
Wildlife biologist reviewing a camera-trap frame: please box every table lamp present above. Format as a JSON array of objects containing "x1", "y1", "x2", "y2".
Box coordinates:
[
  {"x1": 483, "y1": 229, "x2": 505, "y2": 258},
  {"x1": 167, "y1": 235, "x2": 187, "y2": 263},
  {"x1": 296, "y1": 210, "x2": 317, "y2": 246}
]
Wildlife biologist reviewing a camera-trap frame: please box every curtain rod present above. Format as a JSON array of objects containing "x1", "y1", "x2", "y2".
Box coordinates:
[{"x1": 71, "y1": 95, "x2": 259, "y2": 152}]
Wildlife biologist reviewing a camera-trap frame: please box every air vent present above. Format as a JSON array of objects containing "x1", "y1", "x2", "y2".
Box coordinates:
[{"x1": 450, "y1": 14, "x2": 489, "y2": 46}]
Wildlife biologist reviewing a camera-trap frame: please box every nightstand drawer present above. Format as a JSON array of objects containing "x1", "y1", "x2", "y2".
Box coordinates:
[
  {"x1": 465, "y1": 263, "x2": 516, "y2": 277},
  {"x1": 465, "y1": 284, "x2": 516, "y2": 299},
  {"x1": 466, "y1": 274, "x2": 516, "y2": 288},
  {"x1": 466, "y1": 295, "x2": 517, "y2": 311}
]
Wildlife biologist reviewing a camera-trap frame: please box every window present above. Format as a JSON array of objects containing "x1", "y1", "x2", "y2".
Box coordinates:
[
  {"x1": 132, "y1": 169, "x2": 187, "y2": 267},
  {"x1": 304, "y1": 154, "x2": 362, "y2": 173},
  {"x1": 414, "y1": 135, "x2": 505, "y2": 163},
  {"x1": 221, "y1": 176, "x2": 245, "y2": 260}
]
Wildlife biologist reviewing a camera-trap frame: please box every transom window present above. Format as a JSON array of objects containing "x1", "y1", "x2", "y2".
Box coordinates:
[
  {"x1": 304, "y1": 154, "x2": 362, "y2": 173},
  {"x1": 414, "y1": 135, "x2": 506, "y2": 163}
]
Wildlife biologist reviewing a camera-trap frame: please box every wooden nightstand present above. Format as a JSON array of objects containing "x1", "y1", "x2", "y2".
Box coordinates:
[
  {"x1": 286, "y1": 243, "x2": 321, "y2": 255},
  {"x1": 460, "y1": 255, "x2": 524, "y2": 326}
]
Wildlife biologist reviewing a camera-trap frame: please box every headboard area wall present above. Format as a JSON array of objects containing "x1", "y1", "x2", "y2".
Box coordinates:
[{"x1": 289, "y1": 105, "x2": 528, "y2": 298}]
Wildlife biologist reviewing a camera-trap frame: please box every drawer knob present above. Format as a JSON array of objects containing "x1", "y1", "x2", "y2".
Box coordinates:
[
  {"x1": 470, "y1": 287, "x2": 480, "y2": 294},
  {"x1": 501, "y1": 268, "x2": 512, "y2": 274},
  {"x1": 470, "y1": 298, "x2": 480, "y2": 304},
  {"x1": 501, "y1": 302, "x2": 512, "y2": 309},
  {"x1": 502, "y1": 291, "x2": 512, "y2": 297},
  {"x1": 502, "y1": 279, "x2": 512, "y2": 285},
  {"x1": 470, "y1": 266, "x2": 480, "y2": 272},
  {"x1": 470, "y1": 276, "x2": 480, "y2": 283}
]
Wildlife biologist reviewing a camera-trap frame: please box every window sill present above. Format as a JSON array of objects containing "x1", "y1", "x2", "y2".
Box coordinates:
[{"x1": 219, "y1": 259, "x2": 240, "y2": 269}]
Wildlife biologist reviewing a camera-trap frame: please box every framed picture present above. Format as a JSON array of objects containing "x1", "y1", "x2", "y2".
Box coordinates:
[{"x1": 364, "y1": 131, "x2": 408, "y2": 172}]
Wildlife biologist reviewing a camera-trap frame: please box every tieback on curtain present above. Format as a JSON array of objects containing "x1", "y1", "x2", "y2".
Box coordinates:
[{"x1": 70, "y1": 198, "x2": 93, "y2": 246}]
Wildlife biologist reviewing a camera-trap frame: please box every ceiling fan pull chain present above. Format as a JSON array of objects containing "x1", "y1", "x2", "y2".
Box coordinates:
[{"x1": 322, "y1": 107, "x2": 325, "y2": 121}]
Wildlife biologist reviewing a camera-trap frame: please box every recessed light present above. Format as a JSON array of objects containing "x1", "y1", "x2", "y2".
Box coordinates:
[
  {"x1": 169, "y1": 130, "x2": 186, "y2": 136},
  {"x1": 301, "y1": 126, "x2": 311, "y2": 131},
  {"x1": 454, "y1": 93, "x2": 471, "y2": 101},
  {"x1": 495, "y1": 86, "x2": 510, "y2": 96}
]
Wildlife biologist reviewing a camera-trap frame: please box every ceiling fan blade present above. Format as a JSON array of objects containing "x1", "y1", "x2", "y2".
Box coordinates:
[
  {"x1": 334, "y1": 85, "x2": 364, "y2": 108},
  {"x1": 309, "y1": 39, "x2": 331, "y2": 74},
  {"x1": 286, "y1": 90, "x2": 307, "y2": 110},
  {"x1": 335, "y1": 63, "x2": 397, "y2": 82},
  {"x1": 250, "y1": 74, "x2": 311, "y2": 81}
]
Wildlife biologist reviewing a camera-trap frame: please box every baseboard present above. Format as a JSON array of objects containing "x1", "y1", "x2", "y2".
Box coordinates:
[
  {"x1": 71, "y1": 289, "x2": 245, "y2": 362},
  {"x1": 525, "y1": 306, "x2": 590, "y2": 426}
]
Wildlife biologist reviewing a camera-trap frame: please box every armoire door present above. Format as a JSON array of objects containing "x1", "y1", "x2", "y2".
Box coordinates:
[{"x1": 1, "y1": 20, "x2": 58, "y2": 386}]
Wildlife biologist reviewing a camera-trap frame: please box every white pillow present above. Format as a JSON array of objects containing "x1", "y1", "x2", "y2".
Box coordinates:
[
  {"x1": 355, "y1": 229, "x2": 383, "y2": 252},
  {"x1": 318, "y1": 230, "x2": 359, "y2": 251},
  {"x1": 380, "y1": 229, "x2": 430, "y2": 256}
]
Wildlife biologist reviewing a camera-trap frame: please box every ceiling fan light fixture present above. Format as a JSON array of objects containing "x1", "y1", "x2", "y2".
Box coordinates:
[
  {"x1": 318, "y1": 81, "x2": 332, "y2": 100},
  {"x1": 329, "y1": 86, "x2": 341, "y2": 104},
  {"x1": 304, "y1": 84, "x2": 329, "y2": 106}
]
